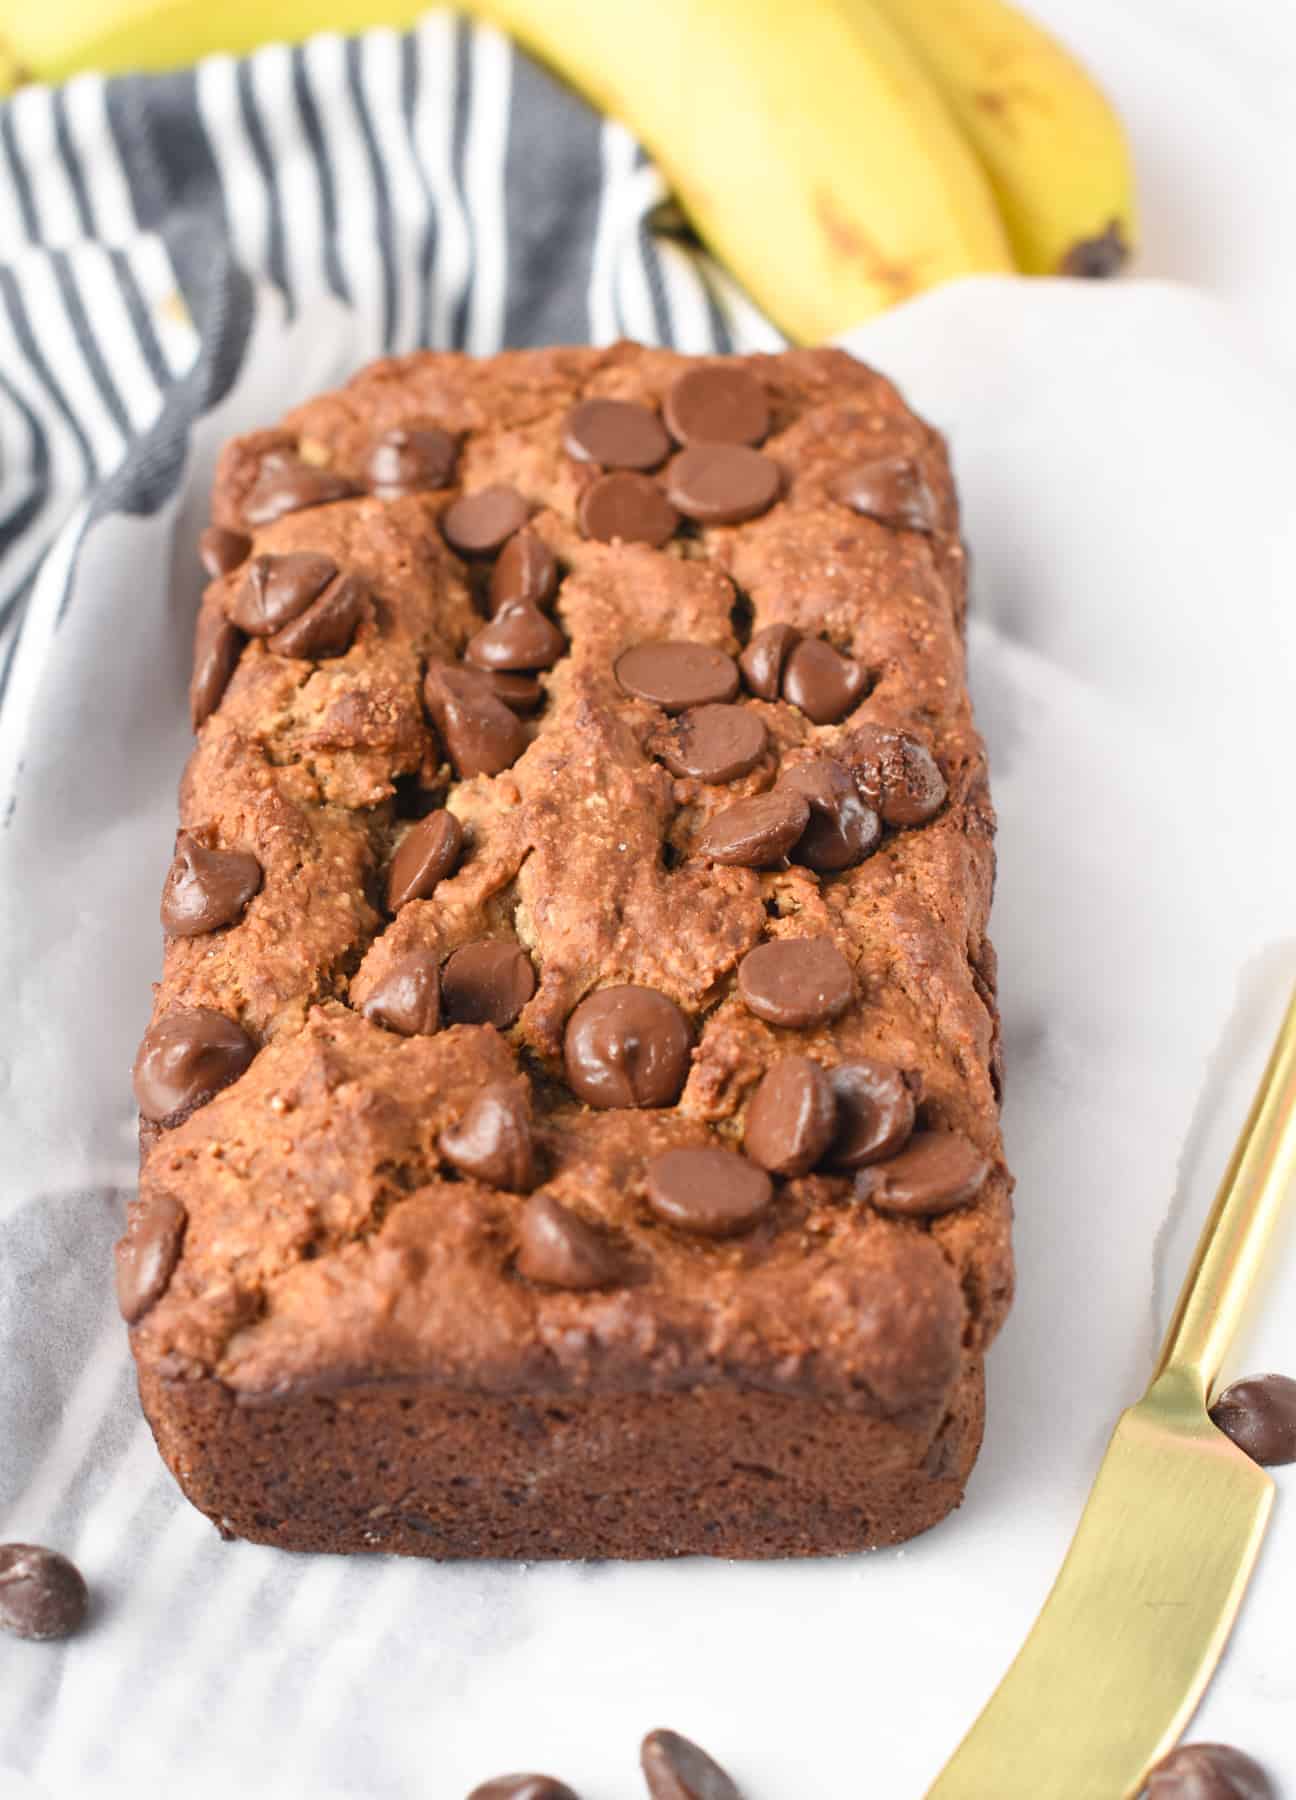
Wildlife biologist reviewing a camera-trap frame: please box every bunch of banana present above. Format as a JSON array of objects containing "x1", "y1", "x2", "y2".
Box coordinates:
[{"x1": 0, "y1": 0, "x2": 1136, "y2": 343}]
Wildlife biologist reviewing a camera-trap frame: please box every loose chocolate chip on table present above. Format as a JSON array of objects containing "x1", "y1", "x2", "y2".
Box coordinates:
[
  {"x1": 664, "y1": 363, "x2": 770, "y2": 448},
  {"x1": 466, "y1": 601, "x2": 566, "y2": 672},
  {"x1": 563, "y1": 396, "x2": 671, "y2": 471},
  {"x1": 1142, "y1": 1743, "x2": 1274, "y2": 1800},
  {"x1": 641, "y1": 1731, "x2": 743, "y2": 1800},
  {"x1": 487, "y1": 671, "x2": 545, "y2": 714},
  {"x1": 1209, "y1": 1375, "x2": 1296, "y2": 1467},
  {"x1": 360, "y1": 950, "x2": 441, "y2": 1038},
  {"x1": 442, "y1": 941, "x2": 537, "y2": 1029},
  {"x1": 516, "y1": 1193, "x2": 624, "y2": 1289},
  {"x1": 844, "y1": 722, "x2": 947, "y2": 826},
  {"x1": 645, "y1": 1147, "x2": 773, "y2": 1238},
  {"x1": 564, "y1": 986, "x2": 692, "y2": 1109},
  {"x1": 827, "y1": 1060, "x2": 916, "y2": 1169},
  {"x1": 857, "y1": 1130, "x2": 989, "y2": 1217},
  {"x1": 132, "y1": 1008, "x2": 257, "y2": 1124},
  {"x1": 441, "y1": 484, "x2": 530, "y2": 557},
  {"x1": 198, "y1": 525, "x2": 251, "y2": 580},
  {"x1": 268, "y1": 572, "x2": 366, "y2": 661},
  {"x1": 743, "y1": 1055, "x2": 837, "y2": 1177},
  {"x1": 659, "y1": 704, "x2": 766, "y2": 784},
  {"x1": 160, "y1": 832, "x2": 262, "y2": 936},
  {"x1": 665, "y1": 443, "x2": 781, "y2": 525},
  {"x1": 828, "y1": 454, "x2": 938, "y2": 534},
  {"x1": 778, "y1": 757, "x2": 881, "y2": 873},
  {"x1": 781, "y1": 637, "x2": 867, "y2": 725},
  {"x1": 365, "y1": 421, "x2": 458, "y2": 496},
  {"x1": 737, "y1": 937, "x2": 854, "y2": 1028},
  {"x1": 614, "y1": 642, "x2": 740, "y2": 713},
  {"x1": 738, "y1": 621, "x2": 799, "y2": 701},
  {"x1": 578, "y1": 470, "x2": 679, "y2": 547},
  {"x1": 424, "y1": 662, "x2": 528, "y2": 779},
  {"x1": 468, "y1": 1777, "x2": 580, "y2": 1800},
  {"x1": 491, "y1": 529, "x2": 559, "y2": 613},
  {"x1": 116, "y1": 1191, "x2": 187, "y2": 1324},
  {"x1": 695, "y1": 789, "x2": 810, "y2": 869},
  {"x1": 0, "y1": 1545, "x2": 89, "y2": 1642},
  {"x1": 190, "y1": 611, "x2": 245, "y2": 731},
  {"x1": 387, "y1": 810, "x2": 464, "y2": 912},
  {"x1": 243, "y1": 450, "x2": 358, "y2": 527},
  {"x1": 227, "y1": 551, "x2": 338, "y2": 636},
  {"x1": 439, "y1": 1082, "x2": 536, "y2": 1191}
]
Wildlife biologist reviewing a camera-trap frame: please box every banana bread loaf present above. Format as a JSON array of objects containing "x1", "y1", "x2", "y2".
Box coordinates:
[{"x1": 119, "y1": 343, "x2": 1013, "y2": 1558}]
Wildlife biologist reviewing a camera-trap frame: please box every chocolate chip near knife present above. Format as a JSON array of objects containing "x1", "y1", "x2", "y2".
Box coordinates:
[
  {"x1": 467, "y1": 1776, "x2": 580, "y2": 1800},
  {"x1": 695, "y1": 789, "x2": 810, "y2": 867},
  {"x1": 659, "y1": 704, "x2": 766, "y2": 783},
  {"x1": 563, "y1": 396, "x2": 671, "y2": 470},
  {"x1": 644, "y1": 1147, "x2": 773, "y2": 1238},
  {"x1": 828, "y1": 453, "x2": 938, "y2": 533},
  {"x1": 160, "y1": 832, "x2": 262, "y2": 936},
  {"x1": 578, "y1": 470, "x2": 679, "y2": 546},
  {"x1": 267, "y1": 572, "x2": 366, "y2": 660},
  {"x1": 743, "y1": 1054, "x2": 836, "y2": 1176},
  {"x1": 856, "y1": 1129, "x2": 988, "y2": 1216},
  {"x1": 844, "y1": 721, "x2": 947, "y2": 825},
  {"x1": 491, "y1": 529, "x2": 558, "y2": 612},
  {"x1": 615, "y1": 642, "x2": 740, "y2": 713},
  {"x1": 440, "y1": 484, "x2": 530, "y2": 556},
  {"x1": 778, "y1": 755, "x2": 880, "y2": 872},
  {"x1": 386, "y1": 810, "x2": 464, "y2": 911},
  {"x1": 424, "y1": 661, "x2": 528, "y2": 778},
  {"x1": 466, "y1": 600, "x2": 565, "y2": 671},
  {"x1": 516, "y1": 1193, "x2": 624, "y2": 1288},
  {"x1": 641, "y1": 1727, "x2": 744, "y2": 1800},
  {"x1": 439, "y1": 1082, "x2": 536, "y2": 1192},
  {"x1": 826, "y1": 1060, "x2": 916, "y2": 1169},
  {"x1": 780, "y1": 636, "x2": 867, "y2": 724},
  {"x1": 1142, "y1": 1742, "x2": 1274, "y2": 1799},
  {"x1": 360, "y1": 950, "x2": 442, "y2": 1038},
  {"x1": 365, "y1": 421, "x2": 458, "y2": 496},
  {"x1": 227, "y1": 551, "x2": 338, "y2": 635},
  {"x1": 131, "y1": 1008, "x2": 257, "y2": 1124},
  {"x1": 441, "y1": 941, "x2": 537, "y2": 1029},
  {"x1": 1209, "y1": 1375, "x2": 1296, "y2": 1466},
  {"x1": 115, "y1": 1190, "x2": 187, "y2": 1324},
  {"x1": 664, "y1": 443, "x2": 781, "y2": 524},
  {"x1": 563, "y1": 985, "x2": 692, "y2": 1109},
  {"x1": 190, "y1": 610, "x2": 245, "y2": 731},
  {"x1": 737, "y1": 936, "x2": 854, "y2": 1028},
  {"x1": 738, "y1": 621, "x2": 799, "y2": 701},
  {"x1": 198, "y1": 524, "x2": 251, "y2": 579},
  {"x1": 664, "y1": 363, "x2": 770, "y2": 447},
  {"x1": 0, "y1": 1545, "x2": 89, "y2": 1641},
  {"x1": 242, "y1": 450, "x2": 358, "y2": 526}
]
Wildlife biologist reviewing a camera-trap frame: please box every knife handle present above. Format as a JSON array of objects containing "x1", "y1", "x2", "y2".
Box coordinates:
[{"x1": 1154, "y1": 983, "x2": 1296, "y2": 1397}]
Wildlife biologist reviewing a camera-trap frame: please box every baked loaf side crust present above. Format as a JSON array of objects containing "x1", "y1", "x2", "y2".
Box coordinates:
[{"x1": 125, "y1": 344, "x2": 1012, "y2": 1558}]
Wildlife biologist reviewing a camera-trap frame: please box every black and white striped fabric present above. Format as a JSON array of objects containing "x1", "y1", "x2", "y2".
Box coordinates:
[{"x1": 0, "y1": 15, "x2": 780, "y2": 799}]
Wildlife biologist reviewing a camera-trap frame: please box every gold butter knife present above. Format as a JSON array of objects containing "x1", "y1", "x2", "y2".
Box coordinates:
[{"x1": 927, "y1": 984, "x2": 1296, "y2": 1799}]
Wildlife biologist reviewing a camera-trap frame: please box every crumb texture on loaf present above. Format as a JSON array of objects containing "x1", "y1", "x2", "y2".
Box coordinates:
[{"x1": 126, "y1": 343, "x2": 1012, "y2": 1557}]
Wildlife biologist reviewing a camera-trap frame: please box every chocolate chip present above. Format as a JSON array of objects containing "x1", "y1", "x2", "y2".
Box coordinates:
[
  {"x1": 491, "y1": 530, "x2": 558, "y2": 613},
  {"x1": 664, "y1": 364, "x2": 770, "y2": 447},
  {"x1": 563, "y1": 396, "x2": 671, "y2": 470},
  {"x1": 198, "y1": 525, "x2": 251, "y2": 580},
  {"x1": 360, "y1": 950, "x2": 441, "y2": 1037},
  {"x1": 439, "y1": 1082, "x2": 535, "y2": 1191},
  {"x1": 516, "y1": 1193, "x2": 624, "y2": 1288},
  {"x1": 267, "y1": 572, "x2": 366, "y2": 661},
  {"x1": 578, "y1": 471, "x2": 679, "y2": 547},
  {"x1": 641, "y1": 1729, "x2": 743, "y2": 1800},
  {"x1": 227, "y1": 552, "x2": 338, "y2": 636},
  {"x1": 827, "y1": 1061, "x2": 916, "y2": 1169},
  {"x1": 468, "y1": 1777, "x2": 580, "y2": 1800},
  {"x1": 0, "y1": 1545, "x2": 89, "y2": 1642},
  {"x1": 781, "y1": 637, "x2": 866, "y2": 724},
  {"x1": 387, "y1": 811, "x2": 464, "y2": 911},
  {"x1": 243, "y1": 450, "x2": 358, "y2": 527},
  {"x1": 843, "y1": 723, "x2": 947, "y2": 826},
  {"x1": 645, "y1": 1147, "x2": 773, "y2": 1238},
  {"x1": 778, "y1": 757, "x2": 880, "y2": 872},
  {"x1": 564, "y1": 986, "x2": 691, "y2": 1109},
  {"x1": 190, "y1": 611, "x2": 245, "y2": 731},
  {"x1": 1209, "y1": 1375, "x2": 1296, "y2": 1467},
  {"x1": 856, "y1": 1130, "x2": 988, "y2": 1216},
  {"x1": 665, "y1": 444, "x2": 781, "y2": 525},
  {"x1": 466, "y1": 601, "x2": 565, "y2": 672},
  {"x1": 659, "y1": 704, "x2": 766, "y2": 783},
  {"x1": 424, "y1": 662, "x2": 528, "y2": 779},
  {"x1": 695, "y1": 789, "x2": 810, "y2": 868},
  {"x1": 441, "y1": 484, "x2": 530, "y2": 557},
  {"x1": 160, "y1": 832, "x2": 262, "y2": 936},
  {"x1": 442, "y1": 941, "x2": 537, "y2": 1028},
  {"x1": 115, "y1": 1191, "x2": 187, "y2": 1324},
  {"x1": 615, "y1": 643, "x2": 740, "y2": 713},
  {"x1": 486, "y1": 671, "x2": 545, "y2": 714},
  {"x1": 829, "y1": 454, "x2": 938, "y2": 533},
  {"x1": 1143, "y1": 1744, "x2": 1274, "y2": 1800},
  {"x1": 743, "y1": 1055, "x2": 837, "y2": 1176},
  {"x1": 737, "y1": 937, "x2": 854, "y2": 1028},
  {"x1": 738, "y1": 622, "x2": 799, "y2": 701},
  {"x1": 365, "y1": 421, "x2": 458, "y2": 496},
  {"x1": 132, "y1": 1008, "x2": 257, "y2": 1124}
]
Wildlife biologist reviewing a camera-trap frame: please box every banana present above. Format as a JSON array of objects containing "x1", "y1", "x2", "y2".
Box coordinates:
[{"x1": 860, "y1": 0, "x2": 1136, "y2": 275}]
